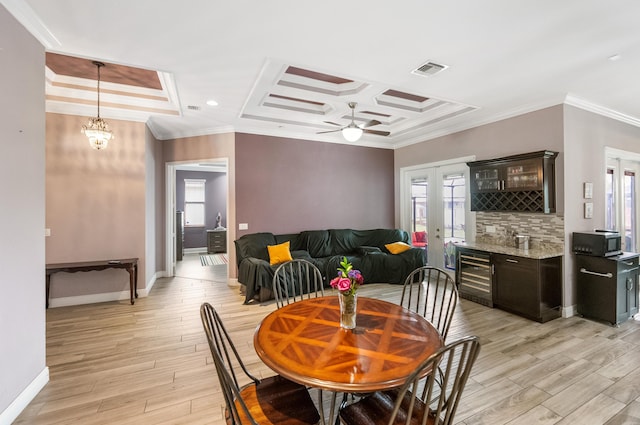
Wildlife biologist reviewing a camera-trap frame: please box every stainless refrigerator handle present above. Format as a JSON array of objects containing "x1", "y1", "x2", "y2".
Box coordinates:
[{"x1": 579, "y1": 268, "x2": 613, "y2": 278}]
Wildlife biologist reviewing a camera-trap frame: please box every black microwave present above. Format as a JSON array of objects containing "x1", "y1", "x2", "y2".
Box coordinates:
[{"x1": 572, "y1": 231, "x2": 622, "y2": 257}]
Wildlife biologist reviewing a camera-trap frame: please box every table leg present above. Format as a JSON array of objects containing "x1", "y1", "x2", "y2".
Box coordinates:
[
  {"x1": 46, "y1": 273, "x2": 51, "y2": 309},
  {"x1": 128, "y1": 266, "x2": 135, "y2": 305},
  {"x1": 134, "y1": 262, "x2": 138, "y2": 298}
]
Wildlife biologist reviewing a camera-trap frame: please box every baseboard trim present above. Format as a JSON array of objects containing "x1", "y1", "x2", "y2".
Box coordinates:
[
  {"x1": 48, "y1": 289, "x2": 147, "y2": 308},
  {"x1": 0, "y1": 366, "x2": 49, "y2": 425},
  {"x1": 145, "y1": 271, "x2": 162, "y2": 294},
  {"x1": 184, "y1": 247, "x2": 206, "y2": 254}
]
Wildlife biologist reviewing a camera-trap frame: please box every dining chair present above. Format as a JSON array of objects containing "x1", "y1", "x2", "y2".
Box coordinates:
[
  {"x1": 400, "y1": 265, "x2": 458, "y2": 341},
  {"x1": 272, "y1": 259, "x2": 324, "y2": 309},
  {"x1": 200, "y1": 302, "x2": 320, "y2": 425},
  {"x1": 338, "y1": 335, "x2": 481, "y2": 425}
]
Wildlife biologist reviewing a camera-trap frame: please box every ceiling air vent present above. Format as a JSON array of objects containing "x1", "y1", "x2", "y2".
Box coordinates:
[
  {"x1": 187, "y1": 105, "x2": 201, "y2": 111},
  {"x1": 412, "y1": 61, "x2": 448, "y2": 77}
]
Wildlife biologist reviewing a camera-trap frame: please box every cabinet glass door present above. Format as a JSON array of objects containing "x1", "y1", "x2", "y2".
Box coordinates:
[
  {"x1": 472, "y1": 167, "x2": 499, "y2": 191},
  {"x1": 505, "y1": 159, "x2": 541, "y2": 190}
]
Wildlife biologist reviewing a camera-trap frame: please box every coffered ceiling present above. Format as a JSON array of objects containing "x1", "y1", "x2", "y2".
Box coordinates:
[{"x1": 4, "y1": 0, "x2": 640, "y2": 148}]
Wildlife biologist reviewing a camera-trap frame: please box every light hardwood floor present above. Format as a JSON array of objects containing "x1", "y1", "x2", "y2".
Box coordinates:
[{"x1": 15, "y1": 253, "x2": 640, "y2": 425}]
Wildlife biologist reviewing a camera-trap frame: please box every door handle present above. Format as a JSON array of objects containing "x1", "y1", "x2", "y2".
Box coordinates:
[
  {"x1": 579, "y1": 268, "x2": 613, "y2": 278},
  {"x1": 506, "y1": 259, "x2": 519, "y2": 263}
]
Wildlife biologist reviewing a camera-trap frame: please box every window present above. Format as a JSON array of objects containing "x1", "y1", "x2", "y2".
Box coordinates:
[
  {"x1": 624, "y1": 170, "x2": 636, "y2": 251},
  {"x1": 184, "y1": 179, "x2": 206, "y2": 227},
  {"x1": 605, "y1": 168, "x2": 616, "y2": 230}
]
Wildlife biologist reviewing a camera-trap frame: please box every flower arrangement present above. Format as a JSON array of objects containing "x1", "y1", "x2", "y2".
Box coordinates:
[{"x1": 330, "y1": 257, "x2": 364, "y2": 296}]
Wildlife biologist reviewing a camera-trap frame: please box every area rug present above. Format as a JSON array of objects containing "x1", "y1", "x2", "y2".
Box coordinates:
[{"x1": 200, "y1": 253, "x2": 228, "y2": 266}]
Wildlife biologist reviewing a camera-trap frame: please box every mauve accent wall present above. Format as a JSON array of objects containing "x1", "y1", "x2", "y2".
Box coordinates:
[
  {"x1": 235, "y1": 133, "x2": 395, "y2": 236},
  {"x1": 45, "y1": 113, "x2": 147, "y2": 302},
  {"x1": 176, "y1": 170, "x2": 228, "y2": 249}
]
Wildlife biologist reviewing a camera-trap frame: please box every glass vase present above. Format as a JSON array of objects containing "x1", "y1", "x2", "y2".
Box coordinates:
[{"x1": 339, "y1": 292, "x2": 357, "y2": 329}]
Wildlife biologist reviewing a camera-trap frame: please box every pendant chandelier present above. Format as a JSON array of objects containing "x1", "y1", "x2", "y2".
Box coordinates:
[{"x1": 82, "y1": 61, "x2": 113, "y2": 150}]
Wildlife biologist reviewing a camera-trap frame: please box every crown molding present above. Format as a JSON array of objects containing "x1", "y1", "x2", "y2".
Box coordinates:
[
  {"x1": 1, "y1": 0, "x2": 60, "y2": 48},
  {"x1": 564, "y1": 94, "x2": 640, "y2": 128}
]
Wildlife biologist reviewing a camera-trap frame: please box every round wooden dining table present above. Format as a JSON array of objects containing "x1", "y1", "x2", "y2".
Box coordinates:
[{"x1": 254, "y1": 295, "x2": 444, "y2": 393}]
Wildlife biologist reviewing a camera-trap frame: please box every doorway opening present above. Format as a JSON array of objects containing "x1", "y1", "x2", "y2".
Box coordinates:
[{"x1": 166, "y1": 159, "x2": 229, "y2": 282}]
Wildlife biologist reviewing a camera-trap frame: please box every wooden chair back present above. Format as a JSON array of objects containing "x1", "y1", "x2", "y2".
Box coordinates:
[
  {"x1": 400, "y1": 265, "x2": 458, "y2": 340},
  {"x1": 273, "y1": 259, "x2": 324, "y2": 309},
  {"x1": 200, "y1": 302, "x2": 320, "y2": 425},
  {"x1": 339, "y1": 335, "x2": 481, "y2": 425}
]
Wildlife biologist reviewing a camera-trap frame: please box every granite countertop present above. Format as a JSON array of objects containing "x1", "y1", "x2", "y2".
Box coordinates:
[{"x1": 454, "y1": 241, "x2": 564, "y2": 259}]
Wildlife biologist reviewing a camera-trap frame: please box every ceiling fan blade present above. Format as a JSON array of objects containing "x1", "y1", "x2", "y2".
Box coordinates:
[
  {"x1": 362, "y1": 119, "x2": 382, "y2": 129},
  {"x1": 363, "y1": 129, "x2": 390, "y2": 137},
  {"x1": 323, "y1": 121, "x2": 343, "y2": 127},
  {"x1": 317, "y1": 129, "x2": 341, "y2": 134}
]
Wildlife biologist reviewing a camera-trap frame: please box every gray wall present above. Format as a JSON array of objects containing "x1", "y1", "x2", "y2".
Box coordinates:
[
  {"x1": 235, "y1": 133, "x2": 395, "y2": 236},
  {"x1": 563, "y1": 105, "x2": 640, "y2": 310},
  {"x1": 0, "y1": 5, "x2": 47, "y2": 421},
  {"x1": 175, "y1": 170, "x2": 227, "y2": 248},
  {"x1": 394, "y1": 105, "x2": 565, "y2": 219}
]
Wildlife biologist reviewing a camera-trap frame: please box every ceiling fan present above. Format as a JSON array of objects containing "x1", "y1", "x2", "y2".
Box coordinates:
[{"x1": 317, "y1": 102, "x2": 390, "y2": 142}]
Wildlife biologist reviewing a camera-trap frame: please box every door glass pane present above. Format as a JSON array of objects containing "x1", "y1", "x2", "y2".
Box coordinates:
[
  {"x1": 606, "y1": 168, "x2": 615, "y2": 230},
  {"x1": 624, "y1": 170, "x2": 636, "y2": 251},
  {"x1": 411, "y1": 178, "x2": 428, "y2": 263},
  {"x1": 443, "y1": 174, "x2": 465, "y2": 270}
]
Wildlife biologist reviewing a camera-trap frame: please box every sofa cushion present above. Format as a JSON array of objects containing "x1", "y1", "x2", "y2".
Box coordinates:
[
  {"x1": 275, "y1": 233, "x2": 305, "y2": 251},
  {"x1": 235, "y1": 232, "x2": 277, "y2": 264},
  {"x1": 268, "y1": 241, "x2": 293, "y2": 265},
  {"x1": 362, "y1": 228, "x2": 410, "y2": 247},
  {"x1": 299, "y1": 230, "x2": 332, "y2": 258},
  {"x1": 355, "y1": 246, "x2": 383, "y2": 255}
]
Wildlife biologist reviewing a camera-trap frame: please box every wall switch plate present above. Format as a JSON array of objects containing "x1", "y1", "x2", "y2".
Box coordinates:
[
  {"x1": 45, "y1": 228, "x2": 51, "y2": 237},
  {"x1": 486, "y1": 225, "x2": 496, "y2": 233},
  {"x1": 238, "y1": 223, "x2": 248, "y2": 230}
]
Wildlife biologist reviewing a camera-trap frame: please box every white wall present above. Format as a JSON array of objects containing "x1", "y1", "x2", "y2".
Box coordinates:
[{"x1": 0, "y1": 4, "x2": 47, "y2": 422}]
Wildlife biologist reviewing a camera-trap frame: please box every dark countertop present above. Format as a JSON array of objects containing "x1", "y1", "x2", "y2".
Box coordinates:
[{"x1": 454, "y1": 241, "x2": 564, "y2": 259}]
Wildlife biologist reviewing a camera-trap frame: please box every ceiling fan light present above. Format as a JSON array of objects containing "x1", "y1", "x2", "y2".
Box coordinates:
[{"x1": 342, "y1": 126, "x2": 363, "y2": 142}]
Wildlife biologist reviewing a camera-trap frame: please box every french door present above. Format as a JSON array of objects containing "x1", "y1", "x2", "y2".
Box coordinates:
[{"x1": 400, "y1": 158, "x2": 474, "y2": 271}]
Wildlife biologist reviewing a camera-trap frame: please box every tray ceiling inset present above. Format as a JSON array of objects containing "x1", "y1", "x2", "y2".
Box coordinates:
[
  {"x1": 45, "y1": 53, "x2": 180, "y2": 123},
  {"x1": 240, "y1": 60, "x2": 478, "y2": 147}
]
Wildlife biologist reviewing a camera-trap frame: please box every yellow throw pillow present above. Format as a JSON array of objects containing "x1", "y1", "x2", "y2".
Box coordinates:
[
  {"x1": 268, "y1": 241, "x2": 293, "y2": 265},
  {"x1": 385, "y1": 241, "x2": 411, "y2": 254}
]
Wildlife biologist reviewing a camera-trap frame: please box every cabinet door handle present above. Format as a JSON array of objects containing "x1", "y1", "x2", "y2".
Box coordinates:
[
  {"x1": 622, "y1": 261, "x2": 635, "y2": 266},
  {"x1": 506, "y1": 259, "x2": 519, "y2": 263},
  {"x1": 579, "y1": 268, "x2": 613, "y2": 278}
]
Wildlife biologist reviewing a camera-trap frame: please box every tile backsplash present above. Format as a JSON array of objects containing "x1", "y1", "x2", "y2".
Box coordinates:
[{"x1": 475, "y1": 211, "x2": 564, "y2": 250}]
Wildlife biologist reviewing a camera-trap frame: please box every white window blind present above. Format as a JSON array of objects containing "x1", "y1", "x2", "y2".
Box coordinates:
[{"x1": 185, "y1": 179, "x2": 206, "y2": 226}]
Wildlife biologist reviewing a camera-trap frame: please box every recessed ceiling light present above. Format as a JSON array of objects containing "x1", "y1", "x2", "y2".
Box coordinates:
[
  {"x1": 206, "y1": 99, "x2": 219, "y2": 106},
  {"x1": 608, "y1": 54, "x2": 622, "y2": 61}
]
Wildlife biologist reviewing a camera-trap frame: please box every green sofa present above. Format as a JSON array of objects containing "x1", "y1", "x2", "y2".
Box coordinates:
[{"x1": 234, "y1": 228, "x2": 426, "y2": 304}]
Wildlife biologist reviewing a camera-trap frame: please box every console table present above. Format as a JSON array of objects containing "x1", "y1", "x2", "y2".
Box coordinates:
[{"x1": 45, "y1": 258, "x2": 138, "y2": 308}]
